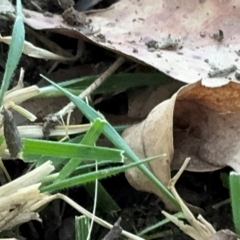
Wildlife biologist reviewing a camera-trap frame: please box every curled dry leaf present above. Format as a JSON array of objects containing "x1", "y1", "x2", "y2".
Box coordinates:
[
  {"x1": 122, "y1": 80, "x2": 240, "y2": 210},
  {"x1": 24, "y1": 0, "x2": 240, "y2": 86}
]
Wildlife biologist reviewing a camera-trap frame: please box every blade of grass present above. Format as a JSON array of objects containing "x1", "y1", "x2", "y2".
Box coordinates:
[
  {"x1": 80, "y1": 118, "x2": 105, "y2": 145},
  {"x1": 0, "y1": 0, "x2": 25, "y2": 106},
  {"x1": 40, "y1": 155, "x2": 165, "y2": 192},
  {"x1": 23, "y1": 135, "x2": 85, "y2": 166},
  {"x1": 138, "y1": 212, "x2": 184, "y2": 236},
  {"x1": 41, "y1": 160, "x2": 114, "y2": 185},
  {"x1": 74, "y1": 161, "x2": 113, "y2": 174},
  {"x1": 55, "y1": 118, "x2": 105, "y2": 182},
  {"x1": 41, "y1": 75, "x2": 179, "y2": 209},
  {"x1": 80, "y1": 118, "x2": 120, "y2": 213},
  {"x1": 75, "y1": 215, "x2": 90, "y2": 240},
  {"x1": 229, "y1": 171, "x2": 240, "y2": 235},
  {"x1": 22, "y1": 138, "x2": 124, "y2": 162},
  {"x1": 55, "y1": 118, "x2": 120, "y2": 213},
  {"x1": 23, "y1": 125, "x2": 127, "y2": 166},
  {"x1": 38, "y1": 73, "x2": 176, "y2": 97}
]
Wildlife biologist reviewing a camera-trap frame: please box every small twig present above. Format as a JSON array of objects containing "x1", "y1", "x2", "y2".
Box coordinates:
[
  {"x1": 42, "y1": 194, "x2": 144, "y2": 240},
  {"x1": 212, "y1": 199, "x2": 230, "y2": 209},
  {"x1": 49, "y1": 56, "x2": 125, "y2": 122}
]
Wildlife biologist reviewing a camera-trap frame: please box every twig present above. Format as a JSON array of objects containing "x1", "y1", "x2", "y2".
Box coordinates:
[
  {"x1": 49, "y1": 56, "x2": 125, "y2": 122},
  {"x1": 212, "y1": 199, "x2": 230, "y2": 209},
  {"x1": 38, "y1": 194, "x2": 144, "y2": 240}
]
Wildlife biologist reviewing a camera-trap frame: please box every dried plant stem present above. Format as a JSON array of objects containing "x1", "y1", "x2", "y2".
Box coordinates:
[
  {"x1": 57, "y1": 194, "x2": 144, "y2": 240},
  {"x1": 27, "y1": 193, "x2": 143, "y2": 240},
  {"x1": 51, "y1": 56, "x2": 125, "y2": 121},
  {"x1": 162, "y1": 158, "x2": 217, "y2": 240}
]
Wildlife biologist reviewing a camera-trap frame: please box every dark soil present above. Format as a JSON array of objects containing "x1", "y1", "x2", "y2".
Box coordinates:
[{"x1": 16, "y1": 164, "x2": 233, "y2": 240}]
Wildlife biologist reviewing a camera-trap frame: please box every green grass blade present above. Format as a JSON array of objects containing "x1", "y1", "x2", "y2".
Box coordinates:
[
  {"x1": 41, "y1": 75, "x2": 179, "y2": 209},
  {"x1": 23, "y1": 135, "x2": 85, "y2": 166},
  {"x1": 229, "y1": 171, "x2": 240, "y2": 235},
  {"x1": 39, "y1": 73, "x2": 176, "y2": 97},
  {"x1": 22, "y1": 138, "x2": 124, "y2": 162},
  {"x1": 0, "y1": 0, "x2": 25, "y2": 106},
  {"x1": 74, "y1": 161, "x2": 112, "y2": 173},
  {"x1": 81, "y1": 118, "x2": 120, "y2": 213},
  {"x1": 80, "y1": 118, "x2": 120, "y2": 213},
  {"x1": 23, "y1": 125, "x2": 128, "y2": 166},
  {"x1": 81, "y1": 118, "x2": 105, "y2": 145},
  {"x1": 55, "y1": 118, "x2": 120, "y2": 213},
  {"x1": 138, "y1": 212, "x2": 184, "y2": 236},
  {"x1": 40, "y1": 155, "x2": 164, "y2": 192},
  {"x1": 55, "y1": 118, "x2": 105, "y2": 182},
  {"x1": 75, "y1": 216, "x2": 90, "y2": 240}
]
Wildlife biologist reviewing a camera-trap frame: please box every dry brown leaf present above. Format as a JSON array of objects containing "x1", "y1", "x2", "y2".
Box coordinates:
[
  {"x1": 122, "y1": 80, "x2": 240, "y2": 210},
  {"x1": 122, "y1": 95, "x2": 177, "y2": 210},
  {"x1": 24, "y1": 1, "x2": 240, "y2": 86},
  {"x1": 127, "y1": 81, "x2": 184, "y2": 119},
  {"x1": 23, "y1": 9, "x2": 99, "y2": 39},
  {"x1": 173, "y1": 81, "x2": 240, "y2": 172}
]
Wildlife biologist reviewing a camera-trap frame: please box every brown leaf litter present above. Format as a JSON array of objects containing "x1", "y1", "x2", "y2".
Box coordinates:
[
  {"x1": 122, "y1": 80, "x2": 240, "y2": 210},
  {"x1": 24, "y1": 0, "x2": 240, "y2": 86}
]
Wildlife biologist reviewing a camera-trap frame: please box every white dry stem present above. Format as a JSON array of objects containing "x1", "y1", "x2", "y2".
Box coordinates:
[
  {"x1": 0, "y1": 161, "x2": 54, "y2": 232},
  {"x1": 0, "y1": 161, "x2": 54, "y2": 197},
  {"x1": 18, "y1": 123, "x2": 91, "y2": 138},
  {"x1": 4, "y1": 85, "x2": 40, "y2": 105},
  {"x1": 27, "y1": 27, "x2": 74, "y2": 59},
  {"x1": 0, "y1": 160, "x2": 143, "y2": 240},
  {"x1": 0, "y1": 239, "x2": 17, "y2": 240},
  {"x1": 52, "y1": 194, "x2": 145, "y2": 240},
  {"x1": 5, "y1": 101, "x2": 37, "y2": 122},
  {"x1": 2, "y1": 212, "x2": 41, "y2": 231},
  {"x1": 0, "y1": 34, "x2": 76, "y2": 61},
  {"x1": 162, "y1": 158, "x2": 216, "y2": 240}
]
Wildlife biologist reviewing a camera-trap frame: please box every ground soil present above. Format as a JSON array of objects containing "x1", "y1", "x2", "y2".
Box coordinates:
[{"x1": 15, "y1": 163, "x2": 233, "y2": 240}]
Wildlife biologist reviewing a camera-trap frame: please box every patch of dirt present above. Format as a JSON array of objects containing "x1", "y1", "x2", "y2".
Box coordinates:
[{"x1": 16, "y1": 168, "x2": 233, "y2": 240}]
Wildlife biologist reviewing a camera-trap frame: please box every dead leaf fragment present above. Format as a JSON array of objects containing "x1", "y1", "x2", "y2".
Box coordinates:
[
  {"x1": 123, "y1": 80, "x2": 240, "y2": 209},
  {"x1": 24, "y1": 0, "x2": 240, "y2": 86}
]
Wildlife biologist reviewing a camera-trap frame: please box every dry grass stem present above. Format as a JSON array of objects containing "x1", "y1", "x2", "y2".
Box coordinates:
[{"x1": 162, "y1": 157, "x2": 217, "y2": 240}]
